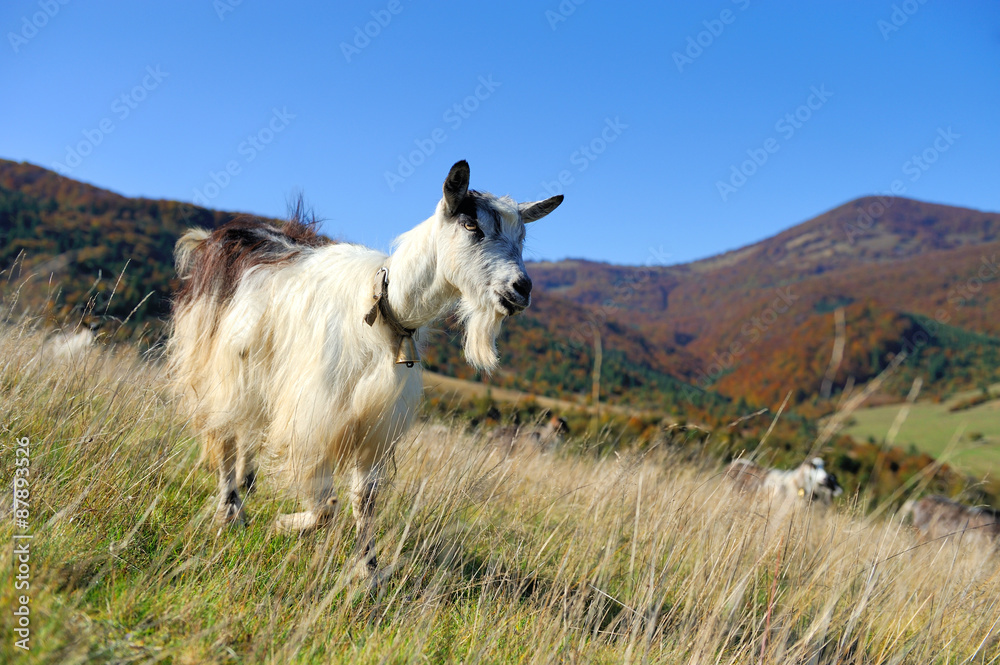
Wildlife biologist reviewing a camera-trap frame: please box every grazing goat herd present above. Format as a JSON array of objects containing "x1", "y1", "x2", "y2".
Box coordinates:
[{"x1": 159, "y1": 161, "x2": 999, "y2": 581}]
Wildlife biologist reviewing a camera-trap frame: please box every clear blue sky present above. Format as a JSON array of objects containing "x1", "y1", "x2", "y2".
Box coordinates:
[{"x1": 2, "y1": 1, "x2": 998, "y2": 266}]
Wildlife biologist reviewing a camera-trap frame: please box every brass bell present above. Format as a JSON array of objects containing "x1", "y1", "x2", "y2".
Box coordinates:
[{"x1": 395, "y1": 335, "x2": 420, "y2": 368}]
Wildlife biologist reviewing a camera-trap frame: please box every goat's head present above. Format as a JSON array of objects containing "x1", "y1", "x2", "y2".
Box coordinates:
[
  {"x1": 434, "y1": 160, "x2": 562, "y2": 372},
  {"x1": 801, "y1": 458, "x2": 844, "y2": 503}
]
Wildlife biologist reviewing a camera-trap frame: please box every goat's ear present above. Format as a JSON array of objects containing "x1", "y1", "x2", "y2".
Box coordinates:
[
  {"x1": 519, "y1": 195, "x2": 564, "y2": 223},
  {"x1": 443, "y1": 160, "x2": 470, "y2": 214}
]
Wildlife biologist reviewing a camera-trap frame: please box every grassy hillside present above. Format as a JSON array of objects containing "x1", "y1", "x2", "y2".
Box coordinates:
[
  {"x1": 843, "y1": 384, "x2": 1000, "y2": 480},
  {"x1": 1, "y1": 158, "x2": 997, "y2": 506},
  {"x1": 2, "y1": 328, "x2": 1000, "y2": 663}
]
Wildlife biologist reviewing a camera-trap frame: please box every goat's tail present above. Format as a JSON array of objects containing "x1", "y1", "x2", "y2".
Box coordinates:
[
  {"x1": 899, "y1": 499, "x2": 916, "y2": 523},
  {"x1": 175, "y1": 228, "x2": 211, "y2": 278}
]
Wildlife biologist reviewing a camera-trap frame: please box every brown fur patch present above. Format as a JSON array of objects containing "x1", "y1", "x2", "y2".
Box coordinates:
[
  {"x1": 177, "y1": 213, "x2": 331, "y2": 305},
  {"x1": 724, "y1": 460, "x2": 767, "y2": 493},
  {"x1": 911, "y1": 495, "x2": 1000, "y2": 541}
]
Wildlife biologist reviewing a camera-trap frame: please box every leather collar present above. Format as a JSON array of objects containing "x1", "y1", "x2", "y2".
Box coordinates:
[{"x1": 363, "y1": 267, "x2": 420, "y2": 366}]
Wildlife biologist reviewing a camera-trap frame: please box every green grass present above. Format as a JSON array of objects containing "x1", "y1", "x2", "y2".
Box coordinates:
[
  {"x1": 842, "y1": 385, "x2": 1000, "y2": 480},
  {"x1": 2, "y1": 326, "x2": 999, "y2": 663}
]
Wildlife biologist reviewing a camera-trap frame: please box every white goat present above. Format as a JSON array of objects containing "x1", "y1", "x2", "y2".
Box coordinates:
[
  {"x1": 725, "y1": 457, "x2": 843, "y2": 504},
  {"x1": 44, "y1": 329, "x2": 95, "y2": 361},
  {"x1": 168, "y1": 161, "x2": 562, "y2": 577}
]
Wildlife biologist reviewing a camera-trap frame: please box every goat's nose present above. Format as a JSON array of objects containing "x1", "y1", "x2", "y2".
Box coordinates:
[{"x1": 512, "y1": 276, "x2": 532, "y2": 299}]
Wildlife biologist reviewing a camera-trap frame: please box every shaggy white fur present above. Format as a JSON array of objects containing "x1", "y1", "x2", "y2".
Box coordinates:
[
  {"x1": 44, "y1": 329, "x2": 94, "y2": 361},
  {"x1": 168, "y1": 161, "x2": 562, "y2": 577}
]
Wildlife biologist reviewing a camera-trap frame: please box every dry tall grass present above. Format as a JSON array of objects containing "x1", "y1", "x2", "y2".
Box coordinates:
[{"x1": 1, "y1": 325, "x2": 998, "y2": 664}]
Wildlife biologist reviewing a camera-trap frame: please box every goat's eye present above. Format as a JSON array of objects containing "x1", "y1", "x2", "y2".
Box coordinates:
[{"x1": 464, "y1": 222, "x2": 478, "y2": 232}]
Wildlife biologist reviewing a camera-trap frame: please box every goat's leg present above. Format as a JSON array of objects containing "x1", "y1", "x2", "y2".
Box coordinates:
[
  {"x1": 207, "y1": 432, "x2": 245, "y2": 527},
  {"x1": 274, "y1": 469, "x2": 337, "y2": 534},
  {"x1": 236, "y1": 436, "x2": 258, "y2": 494},
  {"x1": 350, "y1": 462, "x2": 381, "y2": 578}
]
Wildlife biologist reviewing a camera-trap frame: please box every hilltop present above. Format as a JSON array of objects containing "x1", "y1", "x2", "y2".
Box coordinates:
[{"x1": 0, "y1": 159, "x2": 239, "y2": 338}]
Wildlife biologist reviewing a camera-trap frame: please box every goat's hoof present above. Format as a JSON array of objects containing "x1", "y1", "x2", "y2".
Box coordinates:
[
  {"x1": 350, "y1": 555, "x2": 391, "y2": 591},
  {"x1": 213, "y1": 502, "x2": 246, "y2": 531}
]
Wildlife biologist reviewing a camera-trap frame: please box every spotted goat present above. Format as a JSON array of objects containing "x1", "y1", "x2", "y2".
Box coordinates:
[{"x1": 725, "y1": 457, "x2": 843, "y2": 504}]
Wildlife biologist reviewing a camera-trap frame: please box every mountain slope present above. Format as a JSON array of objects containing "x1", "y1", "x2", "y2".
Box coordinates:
[
  {"x1": 529, "y1": 197, "x2": 1000, "y2": 408},
  {"x1": 0, "y1": 160, "x2": 242, "y2": 338}
]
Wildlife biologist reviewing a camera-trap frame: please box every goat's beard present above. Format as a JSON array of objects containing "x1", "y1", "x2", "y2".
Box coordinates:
[{"x1": 459, "y1": 299, "x2": 505, "y2": 374}]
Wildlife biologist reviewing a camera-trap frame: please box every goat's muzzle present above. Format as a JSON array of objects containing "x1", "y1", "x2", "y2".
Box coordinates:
[
  {"x1": 499, "y1": 276, "x2": 532, "y2": 315},
  {"x1": 823, "y1": 471, "x2": 844, "y2": 497}
]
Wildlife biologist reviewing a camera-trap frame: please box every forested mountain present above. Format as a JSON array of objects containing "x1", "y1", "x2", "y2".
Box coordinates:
[
  {"x1": 0, "y1": 159, "x2": 236, "y2": 340},
  {"x1": 529, "y1": 197, "x2": 1000, "y2": 412}
]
